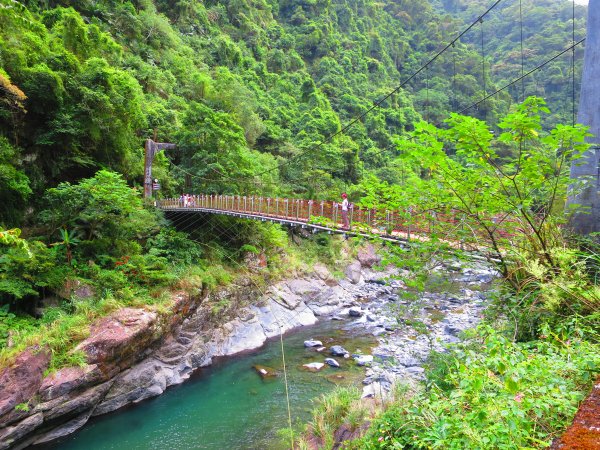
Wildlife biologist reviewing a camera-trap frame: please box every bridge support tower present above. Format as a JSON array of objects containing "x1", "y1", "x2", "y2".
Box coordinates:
[{"x1": 144, "y1": 139, "x2": 176, "y2": 199}]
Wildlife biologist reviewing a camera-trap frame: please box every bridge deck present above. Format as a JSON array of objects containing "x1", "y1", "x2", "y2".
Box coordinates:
[{"x1": 160, "y1": 206, "x2": 412, "y2": 245}]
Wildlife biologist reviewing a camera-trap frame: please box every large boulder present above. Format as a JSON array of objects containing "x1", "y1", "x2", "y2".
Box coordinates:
[
  {"x1": 345, "y1": 262, "x2": 362, "y2": 284},
  {"x1": 75, "y1": 308, "x2": 160, "y2": 367},
  {"x1": 357, "y1": 244, "x2": 381, "y2": 268},
  {"x1": 0, "y1": 347, "x2": 50, "y2": 421},
  {"x1": 38, "y1": 364, "x2": 111, "y2": 402}
]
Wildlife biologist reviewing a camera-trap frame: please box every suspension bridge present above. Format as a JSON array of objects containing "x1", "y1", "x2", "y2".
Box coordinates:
[{"x1": 157, "y1": 195, "x2": 516, "y2": 251}]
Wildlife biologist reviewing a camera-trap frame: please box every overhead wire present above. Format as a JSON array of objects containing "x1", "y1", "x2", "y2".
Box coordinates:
[
  {"x1": 519, "y1": 0, "x2": 525, "y2": 101},
  {"x1": 317, "y1": 37, "x2": 587, "y2": 172},
  {"x1": 572, "y1": 0, "x2": 576, "y2": 126},
  {"x1": 480, "y1": 17, "x2": 487, "y2": 122},
  {"x1": 455, "y1": 37, "x2": 585, "y2": 117}
]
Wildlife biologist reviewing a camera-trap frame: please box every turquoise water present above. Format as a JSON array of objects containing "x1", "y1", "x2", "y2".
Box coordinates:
[{"x1": 46, "y1": 321, "x2": 376, "y2": 450}]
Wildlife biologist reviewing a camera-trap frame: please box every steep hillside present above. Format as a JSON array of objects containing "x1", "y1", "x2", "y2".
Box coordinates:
[{"x1": 0, "y1": 0, "x2": 586, "y2": 226}]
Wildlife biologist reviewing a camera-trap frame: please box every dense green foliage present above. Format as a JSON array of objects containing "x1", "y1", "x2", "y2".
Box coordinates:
[
  {"x1": 0, "y1": 0, "x2": 586, "y2": 225},
  {"x1": 294, "y1": 100, "x2": 599, "y2": 449},
  {"x1": 0, "y1": 0, "x2": 596, "y2": 446},
  {"x1": 354, "y1": 325, "x2": 599, "y2": 449},
  {"x1": 0, "y1": 169, "x2": 308, "y2": 367}
]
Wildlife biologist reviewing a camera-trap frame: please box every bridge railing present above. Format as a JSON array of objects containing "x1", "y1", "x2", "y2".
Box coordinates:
[{"x1": 158, "y1": 195, "x2": 516, "y2": 241}]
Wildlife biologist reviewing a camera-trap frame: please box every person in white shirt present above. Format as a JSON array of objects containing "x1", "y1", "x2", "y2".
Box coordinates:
[{"x1": 341, "y1": 193, "x2": 349, "y2": 229}]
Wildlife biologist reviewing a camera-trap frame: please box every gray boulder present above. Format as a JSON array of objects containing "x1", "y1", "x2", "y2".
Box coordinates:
[
  {"x1": 348, "y1": 307, "x2": 363, "y2": 317},
  {"x1": 324, "y1": 358, "x2": 340, "y2": 368},
  {"x1": 345, "y1": 262, "x2": 362, "y2": 284},
  {"x1": 354, "y1": 355, "x2": 373, "y2": 366},
  {"x1": 330, "y1": 345, "x2": 349, "y2": 357}
]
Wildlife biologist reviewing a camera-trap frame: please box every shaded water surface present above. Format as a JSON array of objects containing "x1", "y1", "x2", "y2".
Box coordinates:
[{"x1": 47, "y1": 320, "x2": 376, "y2": 450}]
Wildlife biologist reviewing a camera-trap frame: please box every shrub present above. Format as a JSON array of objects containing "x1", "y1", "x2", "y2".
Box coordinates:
[{"x1": 355, "y1": 325, "x2": 600, "y2": 450}]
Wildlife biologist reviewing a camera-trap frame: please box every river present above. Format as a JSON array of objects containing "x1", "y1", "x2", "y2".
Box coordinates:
[{"x1": 43, "y1": 320, "x2": 377, "y2": 450}]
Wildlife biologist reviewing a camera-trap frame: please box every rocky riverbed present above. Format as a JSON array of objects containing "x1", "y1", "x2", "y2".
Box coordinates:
[
  {"x1": 0, "y1": 244, "x2": 497, "y2": 449},
  {"x1": 294, "y1": 257, "x2": 497, "y2": 400},
  {"x1": 339, "y1": 264, "x2": 496, "y2": 398}
]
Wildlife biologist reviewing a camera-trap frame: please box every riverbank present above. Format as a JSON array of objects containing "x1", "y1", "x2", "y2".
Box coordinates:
[{"x1": 0, "y1": 243, "x2": 393, "y2": 448}]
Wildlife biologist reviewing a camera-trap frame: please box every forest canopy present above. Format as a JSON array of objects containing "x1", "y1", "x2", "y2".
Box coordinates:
[{"x1": 0, "y1": 0, "x2": 587, "y2": 225}]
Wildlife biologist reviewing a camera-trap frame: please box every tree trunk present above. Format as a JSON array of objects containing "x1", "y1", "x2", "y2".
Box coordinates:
[{"x1": 567, "y1": 0, "x2": 600, "y2": 235}]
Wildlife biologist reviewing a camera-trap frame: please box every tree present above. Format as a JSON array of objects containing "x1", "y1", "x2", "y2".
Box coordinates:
[
  {"x1": 567, "y1": 0, "x2": 600, "y2": 235},
  {"x1": 0, "y1": 137, "x2": 31, "y2": 225},
  {"x1": 39, "y1": 170, "x2": 160, "y2": 260},
  {"x1": 398, "y1": 98, "x2": 589, "y2": 283}
]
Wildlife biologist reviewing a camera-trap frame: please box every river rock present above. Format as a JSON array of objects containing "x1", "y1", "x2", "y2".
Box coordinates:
[
  {"x1": 312, "y1": 263, "x2": 337, "y2": 286},
  {"x1": 253, "y1": 365, "x2": 277, "y2": 378},
  {"x1": 31, "y1": 411, "x2": 93, "y2": 446},
  {"x1": 255, "y1": 301, "x2": 317, "y2": 339},
  {"x1": 38, "y1": 364, "x2": 108, "y2": 402},
  {"x1": 348, "y1": 307, "x2": 363, "y2": 317},
  {"x1": 357, "y1": 244, "x2": 381, "y2": 268},
  {"x1": 303, "y1": 362, "x2": 325, "y2": 371},
  {"x1": 345, "y1": 261, "x2": 362, "y2": 284},
  {"x1": 361, "y1": 382, "x2": 386, "y2": 399},
  {"x1": 304, "y1": 340, "x2": 323, "y2": 348},
  {"x1": 0, "y1": 347, "x2": 50, "y2": 421},
  {"x1": 41, "y1": 380, "x2": 113, "y2": 422},
  {"x1": 324, "y1": 358, "x2": 340, "y2": 368},
  {"x1": 93, "y1": 359, "x2": 170, "y2": 416},
  {"x1": 0, "y1": 413, "x2": 43, "y2": 450},
  {"x1": 354, "y1": 355, "x2": 373, "y2": 366},
  {"x1": 444, "y1": 324, "x2": 462, "y2": 336},
  {"x1": 217, "y1": 316, "x2": 266, "y2": 356},
  {"x1": 154, "y1": 338, "x2": 189, "y2": 365},
  {"x1": 330, "y1": 345, "x2": 349, "y2": 357}
]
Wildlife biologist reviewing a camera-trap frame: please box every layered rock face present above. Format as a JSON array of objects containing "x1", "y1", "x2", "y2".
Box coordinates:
[{"x1": 0, "y1": 248, "x2": 384, "y2": 449}]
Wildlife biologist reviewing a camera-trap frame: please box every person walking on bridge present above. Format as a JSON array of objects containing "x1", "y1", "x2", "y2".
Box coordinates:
[{"x1": 341, "y1": 193, "x2": 350, "y2": 230}]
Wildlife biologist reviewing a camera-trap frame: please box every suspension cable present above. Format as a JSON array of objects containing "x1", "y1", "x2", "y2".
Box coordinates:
[
  {"x1": 456, "y1": 37, "x2": 586, "y2": 117},
  {"x1": 519, "y1": 0, "x2": 525, "y2": 101},
  {"x1": 452, "y1": 42, "x2": 457, "y2": 111},
  {"x1": 480, "y1": 17, "x2": 487, "y2": 122},
  {"x1": 572, "y1": 0, "x2": 576, "y2": 126}
]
